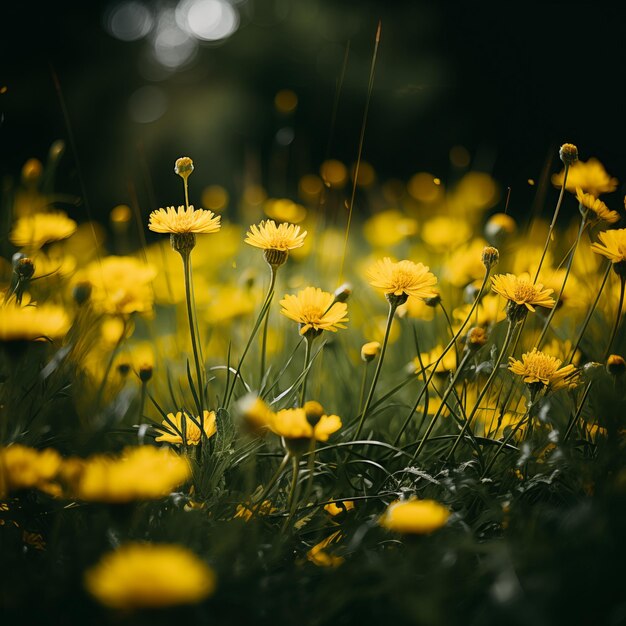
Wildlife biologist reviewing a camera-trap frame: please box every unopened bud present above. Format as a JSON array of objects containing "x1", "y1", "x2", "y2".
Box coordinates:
[
  {"x1": 559, "y1": 143, "x2": 578, "y2": 166},
  {"x1": 466, "y1": 326, "x2": 488, "y2": 350},
  {"x1": 14, "y1": 257, "x2": 35, "y2": 281},
  {"x1": 174, "y1": 156, "x2": 194, "y2": 179},
  {"x1": 606, "y1": 354, "x2": 626, "y2": 377},
  {"x1": 304, "y1": 400, "x2": 325, "y2": 427},
  {"x1": 424, "y1": 293, "x2": 441, "y2": 308},
  {"x1": 333, "y1": 282, "x2": 352, "y2": 304},
  {"x1": 361, "y1": 341, "x2": 381, "y2": 362},
  {"x1": 139, "y1": 364, "x2": 153, "y2": 382},
  {"x1": 481, "y1": 246, "x2": 499, "y2": 271}
]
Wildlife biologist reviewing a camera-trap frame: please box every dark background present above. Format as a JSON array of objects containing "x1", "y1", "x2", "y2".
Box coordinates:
[{"x1": 1, "y1": 1, "x2": 625, "y2": 221}]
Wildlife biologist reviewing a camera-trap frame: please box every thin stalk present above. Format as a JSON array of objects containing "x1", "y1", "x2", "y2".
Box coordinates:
[
  {"x1": 282, "y1": 455, "x2": 301, "y2": 533},
  {"x1": 533, "y1": 163, "x2": 569, "y2": 283},
  {"x1": 357, "y1": 362, "x2": 370, "y2": 415},
  {"x1": 439, "y1": 300, "x2": 459, "y2": 364},
  {"x1": 536, "y1": 210, "x2": 587, "y2": 348},
  {"x1": 95, "y1": 317, "x2": 128, "y2": 408},
  {"x1": 446, "y1": 320, "x2": 515, "y2": 461},
  {"x1": 392, "y1": 269, "x2": 491, "y2": 445},
  {"x1": 605, "y1": 275, "x2": 625, "y2": 359},
  {"x1": 411, "y1": 349, "x2": 472, "y2": 462},
  {"x1": 302, "y1": 436, "x2": 317, "y2": 505},
  {"x1": 354, "y1": 300, "x2": 397, "y2": 440},
  {"x1": 250, "y1": 452, "x2": 290, "y2": 519},
  {"x1": 481, "y1": 407, "x2": 531, "y2": 478},
  {"x1": 563, "y1": 381, "x2": 592, "y2": 443},
  {"x1": 568, "y1": 261, "x2": 611, "y2": 363},
  {"x1": 182, "y1": 252, "x2": 205, "y2": 416},
  {"x1": 259, "y1": 267, "x2": 277, "y2": 383},
  {"x1": 299, "y1": 336, "x2": 313, "y2": 406}
]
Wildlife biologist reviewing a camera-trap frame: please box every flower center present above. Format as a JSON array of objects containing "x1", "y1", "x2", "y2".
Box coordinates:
[{"x1": 513, "y1": 281, "x2": 537, "y2": 302}]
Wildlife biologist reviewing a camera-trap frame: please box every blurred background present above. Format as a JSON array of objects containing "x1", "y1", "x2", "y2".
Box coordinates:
[{"x1": 1, "y1": 1, "x2": 625, "y2": 226}]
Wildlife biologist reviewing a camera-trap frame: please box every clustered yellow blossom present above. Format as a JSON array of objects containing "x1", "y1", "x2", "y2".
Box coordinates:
[
  {"x1": 491, "y1": 273, "x2": 555, "y2": 314},
  {"x1": 0, "y1": 445, "x2": 63, "y2": 498},
  {"x1": 148, "y1": 205, "x2": 221, "y2": 234},
  {"x1": 84, "y1": 543, "x2": 216, "y2": 609},
  {"x1": 245, "y1": 219, "x2": 307, "y2": 251},
  {"x1": 367, "y1": 258, "x2": 438, "y2": 302},
  {"x1": 552, "y1": 158, "x2": 618, "y2": 196},
  {"x1": 576, "y1": 188, "x2": 620, "y2": 224},
  {"x1": 155, "y1": 410, "x2": 217, "y2": 446},
  {"x1": 70, "y1": 446, "x2": 191, "y2": 503},
  {"x1": 590, "y1": 229, "x2": 626, "y2": 264},
  {"x1": 280, "y1": 286, "x2": 348, "y2": 336},
  {"x1": 10, "y1": 211, "x2": 77, "y2": 249},
  {"x1": 508, "y1": 348, "x2": 580, "y2": 393},
  {"x1": 379, "y1": 499, "x2": 450, "y2": 534},
  {"x1": 0, "y1": 302, "x2": 70, "y2": 342}
]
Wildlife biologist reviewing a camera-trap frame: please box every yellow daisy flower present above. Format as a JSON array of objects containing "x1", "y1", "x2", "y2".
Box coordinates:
[
  {"x1": 148, "y1": 205, "x2": 221, "y2": 234},
  {"x1": 379, "y1": 499, "x2": 450, "y2": 534},
  {"x1": 155, "y1": 410, "x2": 217, "y2": 446},
  {"x1": 270, "y1": 406, "x2": 342, "y2": 442},
  {"x1": 0, "y1": 302, "x2": 70, "y2": 342},
  {"x1": 590, "y1": 228, "x2": 626, "y2": 264},
  {"x1": 245, "y1": 219, "x2": 307, "y2": 268},
  {"x1": 367, "y1": 257, "x2": 438, "y2": 302},
  {"x1": 491, "y1": 273, "x2": 555, "y2": 312},
  {"x1": 552, "y1": 158, "x2": 618, "y2": 196},
  {"x1": 508, "y1": 348, "x2": 579, "y2": 393},
  {"x1": 576, "y1": 188, "x2": 620, "y2": 224},
  {"x1": 84, "y1": 543, "x2": 215, "y2": 609},
  {"x1": 10, "y1": 211, "x2": 77, "y2": 249},
  {"x1": 280, "y1": 286, "x2": 348, "y2": 336}
]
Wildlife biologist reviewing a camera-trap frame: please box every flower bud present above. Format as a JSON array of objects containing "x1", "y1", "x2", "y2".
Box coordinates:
[
  {"x1": 72, "y1": 281, "x2": 92, "y2": 305},
  {"x1": 14, "y1": 257, "x2": 35, "y2": 281},
  {"x1": 481, "y1": 246, "x2": 499, "y2": 271},
  {"x1": 606, "y1": 354, "x2": 626, "y2": 377},
  {"x1": 139, "y1": 364, "x2": 153, "y2": 382},
  {"x1": 361, "y1": 341, "x2": 381, "y2": 362},
  {"x1": 333, "y1": 283, "x2": 352, "y2": 304},
  {"x1": 485, "y1": 213, "x2": 516, "y2": 245},
  {"x1": 304, "y1": 401, "x2": 325, "y2": 427},
  {"x1": 559, "y1": 143, "x2": 578, "y2": 166},
  {"x1": 466, "y1": 326, "x2": 488, "y2": 350},
  {"x1": 424, "y1": 293, "x2": 441, "y2": 308},
  {"x1": 174, "y1": 156, "x2": 194, "y2": 179}
]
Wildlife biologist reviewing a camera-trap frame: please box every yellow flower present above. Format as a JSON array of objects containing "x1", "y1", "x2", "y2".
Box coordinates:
[
  {"x1": 0, "y1": 302, "x2": 70, "y2": 342},
  {"x1": 71, "y1": 446, "x2": 190, "y2": 503},
  {"x1": 444, "y1": 238, "x2": 490, "y2": 287},
  {"x1": 0, "y1": 445, "x2": 63, "y2": 498},
  {"x1": 508, "y1": 348, "x2": 579, "y2": 392},
  {"x1": 148, "y1": 205, "x2": 221, "y2": 234},
  {"x1": 421, "y1": 216, "x2": 471, "y2": 251},
  {"x1": 363, "y1": 210, "x2": 418, "y2": 248},
  {"x1": 234, "y1": 500, "x2": 276, "y2": 521},
  {"x1": 415, "y1": 345, "x2": 457, "y2": 374},
  {"x1": 324, "y1": 500, "x2": 355, "y2": 516},
  {"x1": 155, "y1": 410, "x2": 217, "y2": 446},
  {"x1": 306, "y1": 530, "x2": 344, "y2": 567},
  {"x1": 84, "y1": 543, "x2": 215, "y2": 609},
  {"x1": 367, "y1": 257, "x2": 438, "y2": 300},
  {"x1": 379, "y1": 499, "x2": 450, "y2": 534},
  {"x1": 10, "y1": 211, "x2": 77, "y2": 249},
  {"x1": 264, "y1": 198, "x2": 307, "y2": 224},
  {"x1": 453, "y1": 293, "x2": 506, "y2": 328},
  {"x1": 552, "y1": 158, "x2": 618, "y2": 196},
  {"x1": 75, "y1": 256, "x2": 156, "y2": 316},
  {"x1": 576, "y1": 188, "x2": 620, "y2": 224},
  {"x1": 396, "y1": 295, "x2": 435, "y2": 321},
  {"x1": 590, "y1": 228, "x2": 626, "y2": 264},
  {"x1": 270, "y1": 407, "x2": 342, "y2": 442},
  {"x1": 245, "y1": 219, "x2": 306, "y2": 252},
  {"x1": 491, "y1": 273, "x2": 555, "y2": 312},
  {"x1": 280, "y1": 286, "x2": 348, "y2": 336}
]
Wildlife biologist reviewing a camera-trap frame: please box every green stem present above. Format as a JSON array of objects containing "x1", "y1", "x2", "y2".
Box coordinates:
[
  {"x1": 536, "y1": 210, "x2": 587, "y2": 348},
  {"x1": 392, "y1": 269, "x2": 491, "y2": 446},
  {"x1": 358, "y1": 362, "x2": 369, "y2": 415},
  {"x1": 250, "y1": 452, "x2": 290, "y2": 520},
  {"x1": 282, "y1": 455, "x2": 301, "y2": 533},
  {"x1": 563, "y1": 381, "x2": 592, "y2": 443},
  {"x1": 568, "y1": 261, "x2": 611, "y2": 363},
  {"x1": 605, "y1": 275, "x2": 625, "y2": 359},
  {"x1": 481, "y1": 406, "x2": 531, "y2": 478},
  {"x1": 533, "y1": 163, "x2": 569, "y2": 283},
  {"x1": 299, "y1": 336, "x2": 313, "y2": 406},
  {"x1": 182, "y1": 251, "x2": 205, "y2": 416},
  {"x1": 354, "y1": 301, "x2": 397, "y2": 440},
  {"x1": 439, "y1": 300, "x2": 459, "y2": 364},
  {"x1": 411, "y1": 349, "x2": 472, "y2": 462},
  {"x1": 95, "y1": 316, "x2": 128, "y2": 408},
  {"x1": 302, "y1": 436, "x2": 317, "y2": 505},
  {"x1": 259, "y1": 267, "x2": 277, "y2": 384},
  {"x1": 446, "y1": 320, "x2": 515, "y2": 462}
]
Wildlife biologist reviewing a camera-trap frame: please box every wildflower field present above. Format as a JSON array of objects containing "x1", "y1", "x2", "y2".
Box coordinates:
[{"x1": 2, "y1": 5, "x2": 626, "y2": 626}]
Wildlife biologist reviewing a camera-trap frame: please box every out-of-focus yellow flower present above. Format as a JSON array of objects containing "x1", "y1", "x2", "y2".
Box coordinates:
[
  {"x1": 236, "y1": 395, "x2": 275, "y2": 432},
  {"x1": 491, "y1": 273, "x2": 555, "y2": 312},
  {"x1": 0, "y1": 302, "x2": 70, "y2": 342},
  {"x1": 10, "y1": 211, "x2": 77, "y2": 249},
  {"x1": 148, "y1": 205, "x2": 221, "y2": 234},
  {"x1": 363, "y1": 210, "x2": 417, "y2": 248},
  {"x1": 576, "y1": 188, "x2": 620, "y2": 224},
  {"x1": 0, "y1": 445, "x2": 63, "y2": 498},
  {"x1": 552, "y1": 158, "x2": 618, "y2": 196},
  {"x1": 320, "y1": 160, "x2": 347, "y2": 188},
  {"x1": 407, "y1": 172, "x2": 443, "y2": 203},
  {"x1": 379, "y1": 499, "x2": 450, "y2": 534},
  {"x1": 264, "y1": 198, "x2": 307, "y2": 224},
  {"x1": 84, "y1": 543, "x2": 215, "y2": 609},
  {"x1": 590, "y1": 229, "x2": 626, "y2": 264},
  {"x1": 280, "y1": 287, "x2": 348, "y2": 336},
  {"x1": 75, "y1": 256, "x2": 156, "y2": 316},
  {"x1": 31, "y1": 251, "x2": 76, "y2": 278},
  {"x1": 234, "y1": 500, "x2": 276, "y2": 521},
  {"x1": 367, "y1": 258, "x2": 438, "y2": 301},
  {"x1": 416, "y1": 345, "x2": 457, "y2": 374},
  {"x1": 452, "y1": 172, "x2": 498, "y2": 212},
  {"x1": 155, "y1": 410, "x2": 217, "y2": 446},
  {"x1": 509, "y1": 348, "x2": 579, "y2": 393},
  {"x1": 307, "y1": 530, "x2": 344, "y2": 567},
  {"x1": 204, "y1": 286, "x2": 257, "y2": 325},
  {"x1": 324, "y1": 500, "x2": 355, "y2": 516},
  {"x1": 71, "y1": 446, "x2": 190, "y2": 503},
  {"x1": 445, "y1": 239, "x2": 489, "y2": 287},
  {"x1": 270, "y1": 407, "x2": 342, "y2": 442},
  {"x1": 421, "y1": 216, "x2": 471, "y2": 251},
  {"x1": 396, "y1": 295, "x2": 435, "y2": 321},
  {"x1": 453, "y1": 293, "x2": 506, "y2": 328}
]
